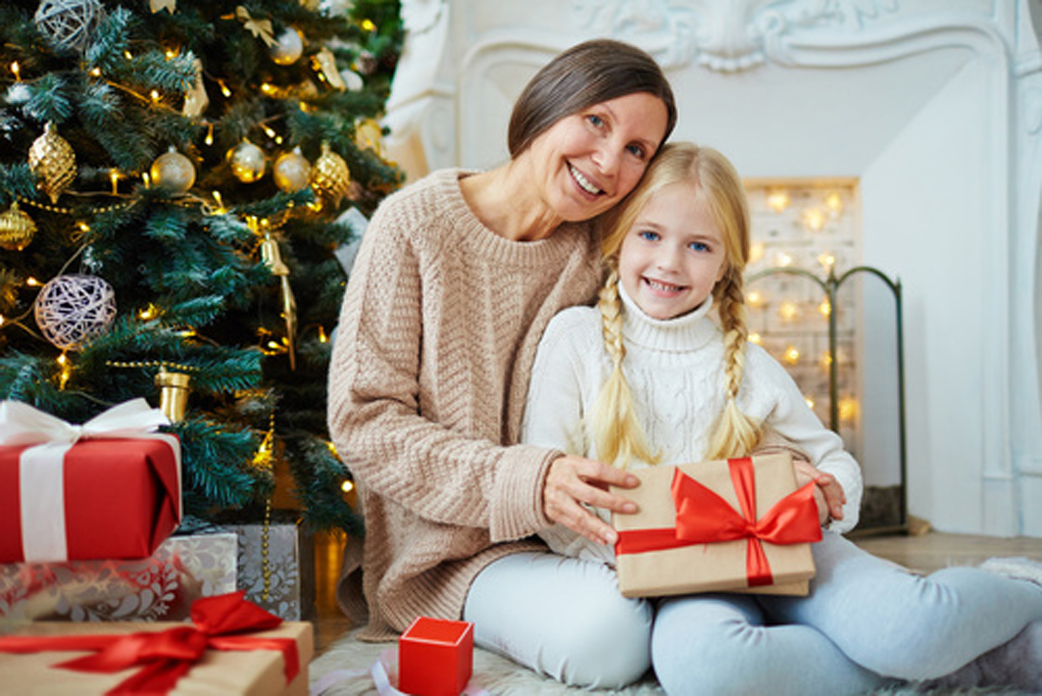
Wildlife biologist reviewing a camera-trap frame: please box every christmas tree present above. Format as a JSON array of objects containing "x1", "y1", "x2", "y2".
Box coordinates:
[{"x1": 0, "y1": 0, "x2": 403, "y2": 535}]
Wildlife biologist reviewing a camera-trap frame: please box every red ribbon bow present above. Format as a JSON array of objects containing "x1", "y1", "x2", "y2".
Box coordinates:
[
  {"x1": 616, "y1": 457, "x2": 823, "y2": 587},
  {"x1": 0, "y1": 591, "x2": 299, "y2": 694}
]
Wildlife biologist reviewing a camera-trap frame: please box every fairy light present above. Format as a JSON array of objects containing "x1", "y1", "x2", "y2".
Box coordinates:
[
  {"x1": 824, "y1": 191, "x2": 843, "y2": 215},
  {"x1": 205, "y1": 123, "x2": 214, "y2": 146},
  {"x1": 56, "y1": 353, "x2": 71, "y2": 390},
  {"x1": 766, "y1": 188, "x2": 790, "y2": 213},
  {"x1": 818, "y1": 251, "x2": 836, "y2": 270},
  {"x1": 218, "y1": 80, "x2": 232, "y2": 98},
  {"x1": 801, "y1": 207, "x2": 826, "y2": 232},
  {"x1": 783, "y1": 345, "x2": 800, "y2": 365},
  {"x1": 819, "y1": 351, "x2": 833, "y2": 370},
  {"x1": 341, "y1": 480, "x2": 355, "y2": 493},
  {"x1": 361, "y1": 18, "x2": 376, "y2": 31},
  {"x1": 746, "y1": 289, "x2": 765, "y2": 309},
  {"x1": 11, "y1": 62, "x2": 21, "y2": 81},
  {"x1": 774, "y1": 251, "x2": 794, "y2": 268},
  {"x1": 261, "y1": 124, "x2": 282, "y2": 145},
  {"x1": 89, "y1": 67, "x2": 101, "y2": 77},
  {"x1": 779, "y1": 300, "x2": 800, "y2": 322},
  {"x1": 748, "y1": 332, "x2": 762, "y2": 346},
  {"x1": 26, "y1": 277, "x2": 40, "y2": 287},
  {"x1": 818, "y1": 298, "x2": 831, "y2": 317},
  {"x1": 261, "y1": 83, "x2": 276, "y2": 95},
  {"x1": 165, "y1": 48, "x2": 178, "y2": 60},
  {"x1": 143, "y1": 171, "x2": 152, "y2": 188},
  {"x1": 150, "y1": 89, "x2": 161, "y2": 103},
  {"x1": 139, "y1": 304, "x2": 158, "y2": 320},
  {"x1": 839, "y1": 397, "x2": 859, "y2": 423},
  {"x1": 110, "y1": 169, "x2": 120, "y2": 195},
  {"x1": 749, "y1": 241, "x2": 765, "y2": 265},
  {"x1": 211, "y1": 190, "x2": 226, "y2": 213},
  {"x1": 124, "y1": 50, "x2": 133, "y2": 60},
  {"x1": 77, "y1": 222, "x2": 90, "y2": 234},
  {"x1": 318, "y1": 326, "x2": 328, "y2": 343},
  {"x1": 805, "y1": 396, "x2": 815, "y2": 410}
]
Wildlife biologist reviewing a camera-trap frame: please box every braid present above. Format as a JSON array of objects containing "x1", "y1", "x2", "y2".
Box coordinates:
[
  {"x1": 589, "y1": 269, "x2": 660, "y2": 468},
  {"x1": 705, "y1": 268, "x2": 763, "y2": 459}
]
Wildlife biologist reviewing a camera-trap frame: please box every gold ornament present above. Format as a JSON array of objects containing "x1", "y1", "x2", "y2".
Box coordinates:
[
  {"x1": 150, "y1": 146, "x2": 196, "y2": 195},
  {"x1": 310, "y1": 141, "x2": 350, "y2": 207},
  {"x1": 311, "y1": 48, "x2": 346, "y2": 90},
  {"x1": 182, "y1": 57, "x2": 209, "y2": 117},
  {"x1": 354, "y1": 117, "x2": 385, "y2": 157},
  {"x1": 228, "y1": 140, "x2": 267, "y2": 183},
  {"x1": 233, "y1": 5, "x2": 276, "y2": 47},
  {"x1": 0, "y1": 202, "x2": 37, "y2": 251},
  {"x1": 34, "y1": 0, "x2": 102, "y2": 52},
  {"x1": 150, "y1": 0, "x2": 177, "y2": 12},
  {"x1": 269, "y1": 27, "x2": 304, "y2": 66},
  {"x1": 29, "y1": 122, "x2": 77, "y2": 204},
  {"x1": 155, "y1": 368, "x2": 191, "y2": 422},
  {"x1": 273, "y1": 148, "x2": 311, "y2": 193},
  {"x1": 252, "y1": 218, "x2": 297, "y2": 370}
]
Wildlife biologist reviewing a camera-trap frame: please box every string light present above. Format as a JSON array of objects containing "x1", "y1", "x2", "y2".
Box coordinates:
[
  {"x1": 124, "y1": 51, "x2": 133, "y2": 60},
  {"x1": 205, "y1": 123, "x2": 214, "y2": 146},
  {"x1": 824, "y1": 191, "x2": 843, "y2": 215},
  {"x1": 839, "y1": 397, "x2": 859, "y2": 423},
  {"x1": 56, "y1": 353, "x2": 71, "y2": 390},
  {"x1": 774, "y1": 251, "x2": 794, "y2": 268},
  {"x1": 818, "y1": 299, "x2": 831, "y2": 317},
  {"x1": 138, "y1": 304, "x2": 159, "y2": 320},
  {"x1": 783, "y1": 345, "x2": 800, "y2": 365},
  {"x1": 766, "y1": 188, "x2": 790, "y2": 213},
  {"x1": 317, "y1": 326, "x2": 328, "y2": 343},
  {"x1": 361, "y1": 19, "x2": 376, "y2": 31},
  {"x1": 779, "y1": 300, "x2": 800, "y2": 322},
  {"x1": 90, "y1": 67, "x2": 102, "y2": 77},
  {"x1": 11, "y1": 62, "x2": 21, "y2": 81},
  {"x1": 110, "y1": 169, "x2": 121, "y2": 195},
  {"x1": 818, "y1": 251, "x2": 836, "y2": 270},
  {"x1": 218, "y1": 80, "x2": 232, "y2": 97},
  {"x1": 150, "y1": 89, "x2": 161, "y2": 103},
  {"x1": 801, "y1": 207, "x2": 826, "y2": 232},
  {"x1": 26, "y1": 277, "x2": 40, "y2": 287},
  {"x1": 746, "y1": 289, "x2": 766, "y2": 309},
  {"x1": 748, "y1": 332, "x2": 762, "y2": 346},
  {"x1": 341, "y1": 480, "x2": 354, "y2": 493},
  {"x1": 819, "y1": 351, "x2": 833, "y2": 370},
  {"x1": 805, "y1": 396, "x2": 815, "y2": 410}
]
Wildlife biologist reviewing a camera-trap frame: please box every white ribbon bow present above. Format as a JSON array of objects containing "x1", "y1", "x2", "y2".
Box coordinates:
[{"x1": 0, "y1": 399, "x2": 177, "y2": 563}]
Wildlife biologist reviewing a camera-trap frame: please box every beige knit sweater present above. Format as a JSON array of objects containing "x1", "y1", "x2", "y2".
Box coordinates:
[{"x1": 326, "y1": 168, "x2": 604, "y2": 640}]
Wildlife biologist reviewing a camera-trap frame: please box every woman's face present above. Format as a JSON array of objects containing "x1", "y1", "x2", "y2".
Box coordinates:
[{"x1": 523, "y1": 92, "x2": 670, "y2": 223}]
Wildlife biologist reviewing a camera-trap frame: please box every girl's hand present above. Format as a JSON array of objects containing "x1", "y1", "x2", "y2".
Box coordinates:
[
  {"x1": 544, "y1": 454, "x2": 639, "y2": 546},
  {"x1": 793, "y1": 460, "x2": 846, "y2": 526}
]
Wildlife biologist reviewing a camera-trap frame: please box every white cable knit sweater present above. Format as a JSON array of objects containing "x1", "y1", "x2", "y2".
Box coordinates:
[{"x1": 522, "y1": 283, "x2": 863, "y2": 566}]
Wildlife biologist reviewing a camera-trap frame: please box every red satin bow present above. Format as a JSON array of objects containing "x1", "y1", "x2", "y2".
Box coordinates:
[
  {"x1": 0, "y1": 591, "x2": 299, "y2": 694},
  {"x1": 616, "y1": 457, "x2": 823, "y2": 586}
]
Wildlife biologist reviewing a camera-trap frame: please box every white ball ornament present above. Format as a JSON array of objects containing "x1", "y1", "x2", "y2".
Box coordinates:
[
  {"x1": 273, "y1": 148, "x2": 311, "y2": 193},
  {"x1": 270, "y1": 28, "x2": 304, "y2": 66},
  {"x1": 228, "y1": 140, "x2": 267, "y2": 183},
  {"x1": 34, "y1": 274, "x2": 117, "y2": 351},
  {"x1": 34, "y1": 0, "x2": 103, "y2": 52},
  {"x1": 150, "y1": 147, "x2": 196, "y2": 195}
]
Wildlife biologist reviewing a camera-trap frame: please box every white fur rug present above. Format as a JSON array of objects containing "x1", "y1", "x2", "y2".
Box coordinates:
[{"x1": 308, "y1": 629, "x2": 1022, "y2": 696}]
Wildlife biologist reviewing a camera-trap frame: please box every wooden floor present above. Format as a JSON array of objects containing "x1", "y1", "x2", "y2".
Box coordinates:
[{"x1": 311, "y1": 522, "x2": 1042, "y2": 656}]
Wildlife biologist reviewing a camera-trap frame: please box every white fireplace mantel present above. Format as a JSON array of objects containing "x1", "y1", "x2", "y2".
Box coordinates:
[{"x1": 382, "y1": 0, "x2": 1042, "y2": 537}]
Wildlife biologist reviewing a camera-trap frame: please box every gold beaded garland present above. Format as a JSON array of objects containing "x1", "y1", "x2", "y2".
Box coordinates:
[
  {"x1": 0, "y1": 202, "x2": 38, "y2": 251},
  {"x1": 29, "y1": 122, "x2": 77, "y2": 204}
]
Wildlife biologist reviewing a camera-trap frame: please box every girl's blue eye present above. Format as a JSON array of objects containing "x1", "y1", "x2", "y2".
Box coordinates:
[
  {"x1": 587, "y1": 115, "x2": 604, "y2": 127},
  {"x1": 689, "y1": 241, "x2": 710, "y2": 252},
  {"x1": 638, "y1": 230, "x2": 659, "y2": 242}
]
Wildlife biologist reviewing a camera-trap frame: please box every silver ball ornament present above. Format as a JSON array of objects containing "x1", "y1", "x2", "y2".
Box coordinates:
[
  {"x1": 150, "y1": 147, "x2": 196, "y2": 195},
  {"x1": 270, "y1": 28, "x2": 304, "y2": 66},
  {"x1": 34, "y1": 274, "x2": 117, "y2": 351},
  {"x1": 228, "y1": 141, "x2": 267, "y2": 183},
  {"x1": 273, "y1": 148, "x2": 312, "y2": 193}
]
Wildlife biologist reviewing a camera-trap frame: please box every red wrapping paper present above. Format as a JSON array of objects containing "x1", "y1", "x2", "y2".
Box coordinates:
[
  {"x1": 0, "y1": 437, "x2": 181, "y2": 563},
  {"x1": 612, "y1": 453, "x2": 821, "y2": 598}
]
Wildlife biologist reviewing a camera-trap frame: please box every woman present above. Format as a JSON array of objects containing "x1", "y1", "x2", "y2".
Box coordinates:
[{"x1": 326, "y1": 38, "x2": 676, "y2": 685}]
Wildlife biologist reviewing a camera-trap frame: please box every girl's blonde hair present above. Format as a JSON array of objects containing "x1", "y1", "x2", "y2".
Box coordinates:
[{"x1": 590, "y1": 142, "x2": 762, "y2": 467}]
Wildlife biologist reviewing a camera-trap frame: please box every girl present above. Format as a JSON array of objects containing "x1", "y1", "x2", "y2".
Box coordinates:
[{"x1": 522, "y1": 142, "x2": 1042, "y2": 694}]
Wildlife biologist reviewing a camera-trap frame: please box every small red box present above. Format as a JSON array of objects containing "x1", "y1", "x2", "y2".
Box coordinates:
[{"x1": 398, "y1": 616, "x2": 474, "y2": 696}]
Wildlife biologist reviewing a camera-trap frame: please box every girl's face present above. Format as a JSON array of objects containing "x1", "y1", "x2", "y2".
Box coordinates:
[
  {"x1": 618, "y1": 182, "x2": 728, "y2": 321},
  {"x1": 523, "y1": 92, "x2": 669, "y2": 223}
]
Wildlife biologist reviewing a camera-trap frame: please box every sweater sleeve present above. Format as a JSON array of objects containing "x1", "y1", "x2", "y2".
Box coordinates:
[
  {"x1": 326, "y1": 196, "x2": 554, "y2": 543},
  {"x1": 750, "y1": 349, "x2": 864, "y2": 534}
]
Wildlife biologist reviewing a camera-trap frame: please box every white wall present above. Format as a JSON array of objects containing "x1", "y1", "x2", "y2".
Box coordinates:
[{"x1": 384, "y1": 0, "x2": 1042, "y2": 537}]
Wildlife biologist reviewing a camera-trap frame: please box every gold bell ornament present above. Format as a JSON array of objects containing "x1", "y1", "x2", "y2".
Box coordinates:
[
  {"x1": 252, "y1": 218, "x2": 298, "y2": 370},
  {"x1": 29, "y1": 122, "x2": 77, "y2": 204},
  {"x1": 0, "y1": 202, "x2": 38, "y2": 251},
  {"x1": 155, "y1": 368, "x2": 191, "y2": 422},
  {"x1": 309, "y1": 141, "x2": 350, "y2": 207}
]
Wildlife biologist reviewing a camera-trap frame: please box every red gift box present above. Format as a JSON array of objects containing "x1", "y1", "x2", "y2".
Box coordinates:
[
  {"x1": 398, "y1": 616, "x2": 474, "y2": 696},
  {"x1": 0, "y1": 399, "x2": 181, "y2": 564}
]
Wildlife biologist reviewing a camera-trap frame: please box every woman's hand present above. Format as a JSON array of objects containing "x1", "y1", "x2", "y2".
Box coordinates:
[
  {"x1": 793, "y1": 459, "x2": 846, "y2": 526},
  {"x1": 544, "y1": 454, "x2": 639, "y2": 546}
]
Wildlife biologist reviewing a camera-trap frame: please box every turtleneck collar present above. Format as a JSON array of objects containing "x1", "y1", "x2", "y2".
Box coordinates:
[{"x1": 618, "y1": 281, "x2": 719, "y2": 354}]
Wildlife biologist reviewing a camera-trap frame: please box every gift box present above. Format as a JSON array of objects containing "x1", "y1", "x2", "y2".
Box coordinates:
[
  {"x1": 0, "y1": 399, "x2": 181, "y2": 564},
  {"x1": 612, "y1": 453, "x2": 822, "y2": 598},
  {"x1": 0, "y1": 531, "x2": 238, "y2": 622},
  {"x1": 398, "y1": 616, "x2": 474, "y2": 696},
  {"x1": 0, "y1": 592, "x2": 313, "y2": 695},
  {"x1": 216, "y1": 511, "x2": 315, "y2": 621}
]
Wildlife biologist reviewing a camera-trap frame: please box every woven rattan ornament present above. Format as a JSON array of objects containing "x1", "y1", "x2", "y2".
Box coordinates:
[
  {"x1": 310, "y1": 141, "x2": 350, "y2": 207},
  {"x1": 34, "y1": 0, "x2": 103, "y2": 52},
  {"x1": 0, "y1": 202, "x2": 37, "y2": 251},
  {"x1": 34, "y1": 274, "x2": 117, "y2": 351},
  {"x1": 29, "y1": 122, "x2": 77, "y2": 204}
]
